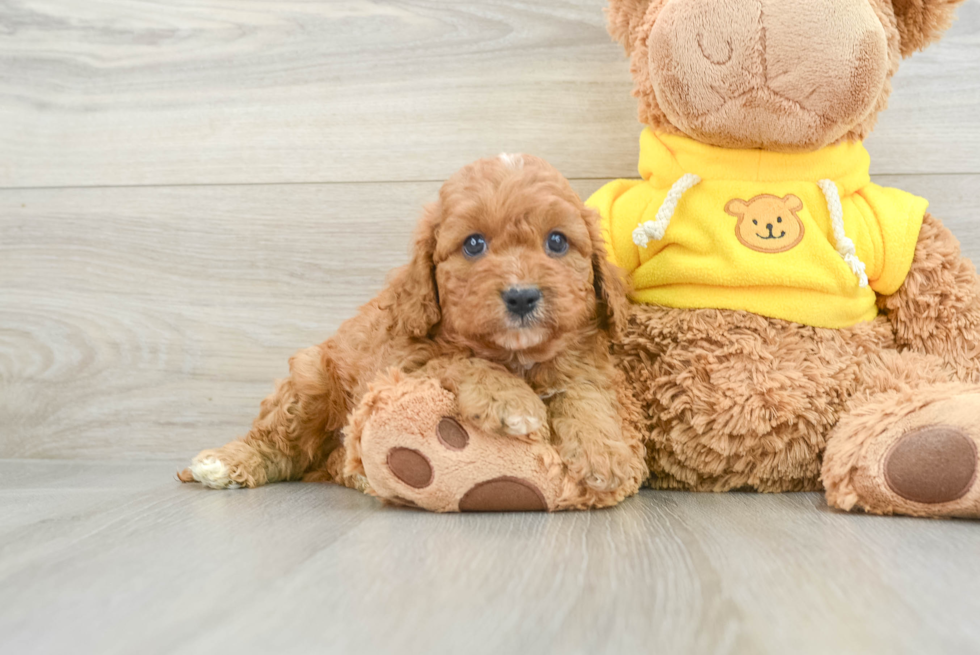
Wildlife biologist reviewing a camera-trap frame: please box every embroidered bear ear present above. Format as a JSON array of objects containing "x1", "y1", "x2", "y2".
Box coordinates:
[
  {"x1": 724, "y1": 198, "x2": 749, "y2": 218},
  {"x1": 782, "y1": 194, "x2": 804, "y2": 213}
]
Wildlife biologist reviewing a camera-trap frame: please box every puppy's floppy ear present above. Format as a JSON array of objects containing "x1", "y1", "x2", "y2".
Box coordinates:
[
  {"x1": 387, "y1": 202, "x2": 441, "y2": 338},
  {"x1": 584, "y1": 206, "x2": 630, "y2": 340},
  {"x1": 605, "y1": 0, "x2": 654, "y2": 55},
  {"x1": 891, "y1": 0, "x2": 966, "y2": 57}
]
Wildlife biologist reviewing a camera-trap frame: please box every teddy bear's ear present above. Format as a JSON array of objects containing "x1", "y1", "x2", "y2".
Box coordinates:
[
  {"x1": 783, "y1": 195, "x2": 804, "y2": 212},
  {"x1": 891, "y1": 0, "x2": 966, "y2": 57},
  {"x1": 605, "y1": 0, "x2": 654, "y2": 54},
  {"x1": 724, "y1": 199, "x2": 749, "y2": 218}
]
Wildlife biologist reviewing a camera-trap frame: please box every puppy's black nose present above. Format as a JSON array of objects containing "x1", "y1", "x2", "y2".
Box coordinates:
[{"x1": 502, "y1": 286, "x2": 542, "y2": 318}]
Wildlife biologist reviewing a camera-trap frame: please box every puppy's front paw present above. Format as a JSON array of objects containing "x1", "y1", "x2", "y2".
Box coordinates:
[
  {"x1": 502, "y1": 412, "x2": 544, "y2": 437},
  {"x1": 458, "y1": 386, "x2": 548, "y2": 439},
  {"x1": 560, "y1": 436, "x2": 640, "y2": 497}
]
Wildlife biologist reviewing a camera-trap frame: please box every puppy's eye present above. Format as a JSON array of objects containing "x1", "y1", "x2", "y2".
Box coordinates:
[
  {"x1": 462, "y1": 234, "x2": 487, "y2": 258},
  {"x1": 545, "y1": 231, "x2": 569, "y2": 256},
  {"x1": 753, "y1": 220, "x2": 758, "y2": 225},
  {"x1": 777, "y1": 216, "x2": 783, "y2": 223}
]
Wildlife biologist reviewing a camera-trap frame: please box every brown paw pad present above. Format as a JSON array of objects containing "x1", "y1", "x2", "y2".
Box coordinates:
[
  {"x1": 436, "y1": 417, "x2": 469, "y2": 450},
  {"x1": 386, "y1": 448, "x2": 433, "y2": 489},
  {"x1": 458, "y1": 476, "x2": 548, "y2": 512},
  {"x1": 884, "y1": 426, "x2": 978, "y2": 504}
]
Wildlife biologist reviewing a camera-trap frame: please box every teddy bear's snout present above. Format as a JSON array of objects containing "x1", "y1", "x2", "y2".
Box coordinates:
[{"x1": 647, "y1": 0, "x2": 890, "y2": 150}]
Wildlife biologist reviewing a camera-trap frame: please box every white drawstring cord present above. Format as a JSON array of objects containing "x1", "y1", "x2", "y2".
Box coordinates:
[
  {"x1": 817, "y1": 179, "x2": 868, "y2": 288},
  {"x1": 632, "y1": 173, "x2": 701, "y2": 247}
]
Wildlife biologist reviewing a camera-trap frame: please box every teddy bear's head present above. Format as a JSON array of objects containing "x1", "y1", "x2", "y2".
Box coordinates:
[{"x1": 606, "y1": 0, "x2": 965, "y2": 152}]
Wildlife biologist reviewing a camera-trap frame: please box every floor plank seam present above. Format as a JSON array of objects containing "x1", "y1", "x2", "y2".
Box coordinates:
[{"x1": 2, "y1": 172, "x2": 978, "y2": 193}]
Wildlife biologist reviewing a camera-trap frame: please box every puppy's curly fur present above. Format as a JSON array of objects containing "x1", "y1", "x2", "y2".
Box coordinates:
[{"x1": 179, "y1": 154, "x2": 647, "y2": 508}]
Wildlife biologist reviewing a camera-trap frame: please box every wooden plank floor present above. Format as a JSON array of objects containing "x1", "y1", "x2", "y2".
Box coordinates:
[
  {"x1": 2, "y1": 1, "x2": 980, "y2": 653},
  {"x1": 2, "y1": 460, "x2": 980, "y2": 655}
]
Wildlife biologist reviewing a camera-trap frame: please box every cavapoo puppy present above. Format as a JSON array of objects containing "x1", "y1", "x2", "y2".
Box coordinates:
[{"x1": 180, "y1": 154, "x2": 647, "y2": 510}]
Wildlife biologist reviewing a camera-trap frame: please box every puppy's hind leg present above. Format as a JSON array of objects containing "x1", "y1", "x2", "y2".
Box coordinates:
[{"x1": 179, "y1": 345, "x2": 349, "y2": 489}]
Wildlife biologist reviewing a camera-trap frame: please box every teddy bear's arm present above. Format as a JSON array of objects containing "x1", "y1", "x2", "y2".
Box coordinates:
[{"x1": 877, "y1": 213, "x2": 980, "y2": 382}]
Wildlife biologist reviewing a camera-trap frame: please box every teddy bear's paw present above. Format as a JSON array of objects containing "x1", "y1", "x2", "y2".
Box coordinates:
[
  {"x1": 883, "y1": 425, "x2": 976, "y2": 506},
  {"x1": 827, "y1": 387, "x2": 980, "y2": 519},
  {"x1": 354, "y1": 380, "x2": 561, "y2": 512},
  {"x1": 456, "y1": 476, "x2": 549, "y2": 512}
]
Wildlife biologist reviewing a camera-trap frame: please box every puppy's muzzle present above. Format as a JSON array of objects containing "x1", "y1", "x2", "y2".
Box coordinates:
[{"x1": 501, "y1": 286, "x2": 542, "y2": 320}]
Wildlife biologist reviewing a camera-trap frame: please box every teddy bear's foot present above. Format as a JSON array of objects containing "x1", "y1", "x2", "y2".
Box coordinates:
[
  {"x1": 345, "y1": 373, "x2": 564, "y2": 512},
  {"x1": 823, "y1": 386, "x2": 980, "y2": 518},
  {"x1": 883, "y1": 425, "x2": 976, "y2": 505}
]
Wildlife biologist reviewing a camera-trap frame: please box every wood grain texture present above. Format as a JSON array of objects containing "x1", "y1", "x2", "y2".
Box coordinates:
[
  {"x1": 0, "y1": 0, "x2": 979, "y2": 189},
  {"x1": 2, "y1": 2, "x2": 980, "y2": 653},
  {"x1": 2, "y1": 176, "x2": 978, "y2": 460},
  {"x1": 1, "y1": 460, "x2": 979, "y2": 655}
]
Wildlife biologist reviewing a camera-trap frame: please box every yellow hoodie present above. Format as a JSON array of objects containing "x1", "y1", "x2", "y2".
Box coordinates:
[{"x1": 587, "y1": 129, "x2": 928, "y2": 328}]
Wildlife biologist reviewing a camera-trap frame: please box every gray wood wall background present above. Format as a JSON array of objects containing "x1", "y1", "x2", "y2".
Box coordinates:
[{"x1": 2, "y1": 0, "x2": 979, "y2": 462}]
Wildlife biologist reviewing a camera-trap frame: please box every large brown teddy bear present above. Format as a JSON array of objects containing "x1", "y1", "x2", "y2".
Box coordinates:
[{"x1": 591, "y1": 0, "x2": 980, "y2": 518}]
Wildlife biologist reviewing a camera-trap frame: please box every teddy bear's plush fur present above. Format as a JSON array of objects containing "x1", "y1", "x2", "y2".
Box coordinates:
[{"x1": 603, "y1": 0, "x2": 980, "y2": 518}]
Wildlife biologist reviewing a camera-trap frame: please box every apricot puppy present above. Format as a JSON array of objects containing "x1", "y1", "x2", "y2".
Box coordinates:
[{"x1": 180, "y1": 154, "x2": 647, "y2": 510}]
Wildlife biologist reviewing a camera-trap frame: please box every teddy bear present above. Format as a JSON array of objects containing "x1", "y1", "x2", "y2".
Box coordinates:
[{"x1": 587, "y1": 0, "x2": 980, "y2": 518}]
